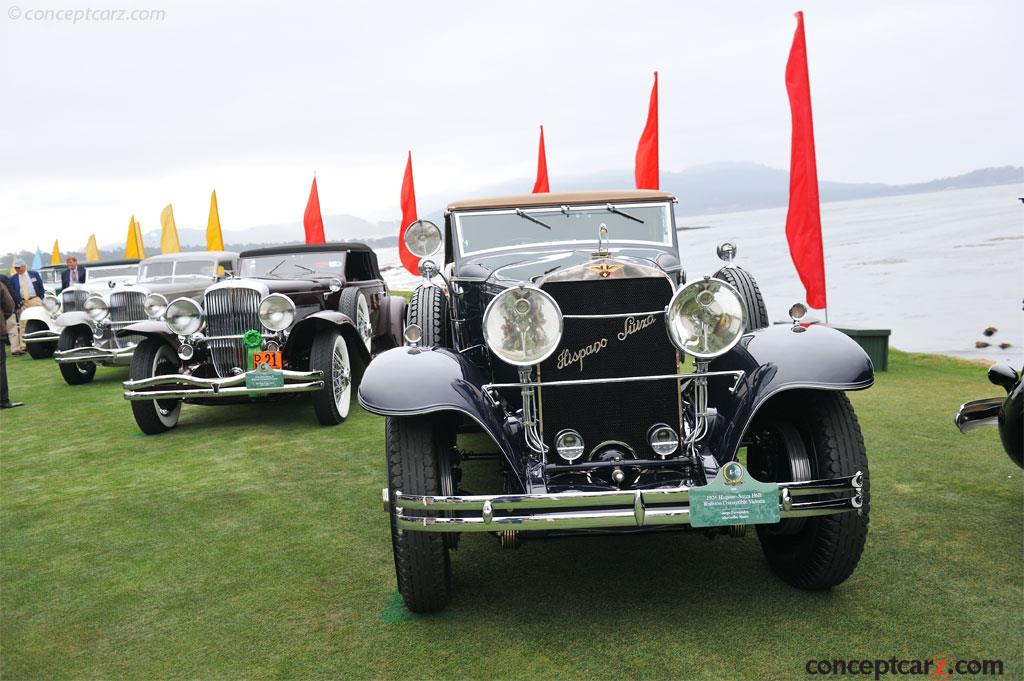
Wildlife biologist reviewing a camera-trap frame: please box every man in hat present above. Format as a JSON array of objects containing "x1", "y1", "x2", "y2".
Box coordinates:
[{"x1": 8, "y1": 259, "x2": 45, "y2": 355}]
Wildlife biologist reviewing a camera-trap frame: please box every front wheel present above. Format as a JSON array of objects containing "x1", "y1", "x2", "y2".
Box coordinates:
[
  {"x1": 57, "y1": 326, "x2": 96, "y2": 385},
  {"x1": 128, "y1": 338, "x2": 182, "y2": 434},
  {"x1": 386, "y1": 415, "x2": 454, "y2": 613},
  {"x1": 746, "y1": 391, "x2": 869, "y2": 590},
  {"x1": 309, "y1": 327, "x2": 352, "y2": 425},
  {"x1": 25, "y1": 321, "x2": 55, "y2": 359}
]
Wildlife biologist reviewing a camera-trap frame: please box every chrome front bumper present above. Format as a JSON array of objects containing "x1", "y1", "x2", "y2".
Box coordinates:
[
  {"x1": 122, "y1": 370, "x2": 324, "y2": 401},
  {"x1": 54, "y1": 345, "x2": 136, "y2": 365},
  {"x1": 387, "y1": 471, "x2": 864, "y2": 532},
  {"x1": 955, "y1": 397, "x2": 1003, "y2": 433},
  {"x1": 24, "y1": 329, "x2": 60, "y2": 344}
]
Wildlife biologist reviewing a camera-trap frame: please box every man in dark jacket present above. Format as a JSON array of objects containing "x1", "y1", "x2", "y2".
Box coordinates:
[
  {"x1": 61, "y1": 256, "x2": 86, "y2": 288},
  {"x1": 1, "y1": 277, "x2": 24, "y2": 409}
]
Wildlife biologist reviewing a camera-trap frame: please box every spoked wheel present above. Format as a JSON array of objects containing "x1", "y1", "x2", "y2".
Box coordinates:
[
  {"x1": 746, "y1": 390, "x2": 870, "y2": 590},
  {"x1": 129, "y1": 338, "x2": 182, "y2": 434},
  {"x1": 386, "y1": 415, "x2": 456, "y2": 613},
  {"x1": 339, "y1": 288, "x2": 373, "y2": 353},
  {"x1": 57, "y1": 326, "x2": 97, "y2": 385},
  {"x1": 309, "y1": 328, "x2": 352, "y2": 425}
]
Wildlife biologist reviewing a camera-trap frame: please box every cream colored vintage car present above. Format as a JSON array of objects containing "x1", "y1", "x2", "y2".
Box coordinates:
[{"x1": 21, "y1": 260, "x2": 139, "y2": 359}]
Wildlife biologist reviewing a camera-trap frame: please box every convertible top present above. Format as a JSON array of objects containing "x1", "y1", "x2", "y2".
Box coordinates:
[
  {"x1": 84, "y1": 258, "x2": 141, "y2": 267},
  {"x1": 239, "y1": 242, "x2": 374, "y2": 258},
  {"x1": 447, "y1": 189, "x2": 675, "y2": 212}
]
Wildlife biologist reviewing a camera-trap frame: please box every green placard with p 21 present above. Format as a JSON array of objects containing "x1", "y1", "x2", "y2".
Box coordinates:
[{"x1": 689, "y1": 462, "x2": 781, "y2": 528}]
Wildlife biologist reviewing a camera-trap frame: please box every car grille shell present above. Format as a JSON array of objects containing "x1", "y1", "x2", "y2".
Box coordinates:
[
  {"x1": 538, "y1": 276, "x2": 680, "y2": 459},
  {"x1": 204, "y1": 287, "x2": 262, "y2": 377},
  {"x1": 61, "y1": 289, "x2": 88, "y2": 312}
]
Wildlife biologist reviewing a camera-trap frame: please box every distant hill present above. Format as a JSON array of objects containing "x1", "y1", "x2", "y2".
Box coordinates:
[{"x1": 4, "y1": 164, "x2": 1019, "y2": 264}]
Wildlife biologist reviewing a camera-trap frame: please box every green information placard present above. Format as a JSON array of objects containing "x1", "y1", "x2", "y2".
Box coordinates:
[
  {"x1": 689, "y1": 462, "x2": 781, "y2": 528},
  {"x1": 245, "y1": 365, "x2": 284, "y2": 390}
]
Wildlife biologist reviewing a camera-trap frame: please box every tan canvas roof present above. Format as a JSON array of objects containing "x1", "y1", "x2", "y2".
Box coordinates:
[{"x1": 447, "y1": 189, "x2": 675, "y2": 212}]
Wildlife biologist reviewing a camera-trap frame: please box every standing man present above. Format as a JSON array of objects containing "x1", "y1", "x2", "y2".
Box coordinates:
[
  {"x1": 1, "y1": 276, "x2": 24, "y2": 409},
  {"x1": 61, "y1": 255, "x2": 86, "y2": 288},
  {"x1": 8, "y1": 259, "x2": 45, "y2": 355},
  {"x1": 0, "y1": 275, "x2": 21, "y2": 356}
]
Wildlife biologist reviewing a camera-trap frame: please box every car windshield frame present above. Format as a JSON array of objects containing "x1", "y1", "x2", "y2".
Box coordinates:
[
  {"x1": 452, "y1": 201, "x2": 675, "y2": 259},
  {"x1": 138, "y1": 259, "x2": 218, "y2": 283},
  {"x1": 88, "y1": 265, "x2": 139, "y2": 282},
  {"x1": 238, "y1": 251, "x2": 348, "y2": 279}
]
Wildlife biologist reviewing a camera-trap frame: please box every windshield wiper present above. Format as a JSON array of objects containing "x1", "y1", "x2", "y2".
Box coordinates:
[
  {"x1": 606, "y1": 204, "x2": 644, "y2": 224},
  {"x1": 515, "y1": 208, "x2": 553, "y2": 230},
  {"x1": 293, "y1": 263, "x2": 315, "y2": 274},
  {"x1": 267, "y1": 259, "x2": 286, "y2": 276}
]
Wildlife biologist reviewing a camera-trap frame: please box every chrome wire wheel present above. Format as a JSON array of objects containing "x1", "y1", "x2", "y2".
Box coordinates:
[
  {"x1": 332, "y1": 334, "x2": 352, "y2": 418},
  {"x1": 356, "y1": 295, "x2": 372, "y2": 353}
]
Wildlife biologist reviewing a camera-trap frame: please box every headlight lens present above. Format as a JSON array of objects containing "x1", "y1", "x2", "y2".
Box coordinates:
[
  {"x1": 403, "y1": 219, "x2": 443, "y2": 258},
  {"x1": 165, "y1": 298, "x2": 203, "y2": 336},
  {"x1": 258, "y1": 293, "x2": 296, "y2": 331},
  {"x1": 665, "y1": 277, "x2": 745, "y2": 358},
  {"x1": 84, "y1": 295, "x2": 108, "y2": 322},
  {"x1": 144, "y1": 293, "x2": 168, "y2": 319},
  {"x1": 43, "y1": 293, "x2": 60, "y2": 314},
  {"x1": 482, "y1": 285, "x2": 563, "y2": 366}
]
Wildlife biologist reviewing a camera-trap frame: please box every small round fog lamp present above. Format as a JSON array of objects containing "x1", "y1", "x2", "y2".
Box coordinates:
[
  {"x1": 555, "y1": 429, "x2": 585, "y2": 462},
  {"x1": 647, "y1": 424, "x2": 680, "y2": 458}
]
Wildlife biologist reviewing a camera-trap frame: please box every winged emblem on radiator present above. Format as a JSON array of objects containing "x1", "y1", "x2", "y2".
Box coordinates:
[{"x1": 585, "y1": 262, "x2": 624, "y2": 279}]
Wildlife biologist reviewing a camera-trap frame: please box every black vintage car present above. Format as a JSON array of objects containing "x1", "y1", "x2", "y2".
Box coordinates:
[
  {"x1": 359, "y1": 190, "x2": 874, "y2": 612},
  {"x1": 955, "y1": 363, "x2": 1023, "y2": 468},
  {"x1": 52, "y1": 252, "x2": 235, "y2": 384},
  {"x1": 121, "y1": 242, "x2": 405, "y2": 434}
]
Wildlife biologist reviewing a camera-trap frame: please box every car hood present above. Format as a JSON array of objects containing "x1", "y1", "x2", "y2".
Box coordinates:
[
  {"x1": 455, "y1": 246, "x2": 680, "y2": 285},
  {"x1": 205, "y1": 277, "x2": 334, "y2": 296}
]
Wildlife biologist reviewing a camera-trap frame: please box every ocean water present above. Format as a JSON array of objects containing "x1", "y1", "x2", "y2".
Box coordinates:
[{"x1": 378, "y1": 184, "x2": 1024, "y2": 368}]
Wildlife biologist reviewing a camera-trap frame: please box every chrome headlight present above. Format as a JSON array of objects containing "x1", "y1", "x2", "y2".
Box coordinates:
[
  {"x1": 665, "y1": 277, "x2": 745, "y2": 358},
  {"x1": 84, "y1": 295, "x2": 108, "y2": 322},
  {"x1": 165, "y1": 298, "x2": 203, "y2": 336},
  {"x1": 42, "y1": 293, "x2": 60, "y2": 314},
  {"x1": 482, "y1": 285, "x2": 563, "y2": 366},
  {"x1": 258, "y1": 293, "x2": 296, "y2": 332},
  {"x1": 404, "y1": 219, "x2": 443, "y2": 258},
  {"x1": 144, "y1": 293, "x2": 168, "y2": 319}
]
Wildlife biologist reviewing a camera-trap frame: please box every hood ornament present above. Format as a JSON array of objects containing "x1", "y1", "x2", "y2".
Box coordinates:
[{"x1": 593, "y1": 223, "x2": 610, "y2": 258}]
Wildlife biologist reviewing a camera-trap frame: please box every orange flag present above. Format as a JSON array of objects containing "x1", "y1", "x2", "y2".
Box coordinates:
[
  {"x1": 532, "y1": 125, "x2": 549, "y2": 193},
  {"x1": 303, "y1": 177, "x2": 326, "y2": 244},
  {"x1": 398, "y1": 152, "x2": 419, "y2": 276}
]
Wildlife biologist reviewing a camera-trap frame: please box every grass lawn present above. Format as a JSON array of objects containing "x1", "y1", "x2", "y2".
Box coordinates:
[{"x1": 1, "y1": 348, "x2": 1021, "y2": 680}]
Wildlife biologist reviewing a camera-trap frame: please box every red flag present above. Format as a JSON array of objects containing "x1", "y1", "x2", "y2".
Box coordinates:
[
  {"x1": 784, "y1": 12, "x2": 827, "y2": 310},
  {"x1": 398, "y1": 151, "x2": 420, "y2": 276},
  {"x1": 532, "y1": 125, "x2": 549, "y2": 193},
  {"x1": 303, "y1": 176, "x2": 326, "y2": 244},
  {"x1": 635, "y1": 71, "x2": 659, "y2": 190}
]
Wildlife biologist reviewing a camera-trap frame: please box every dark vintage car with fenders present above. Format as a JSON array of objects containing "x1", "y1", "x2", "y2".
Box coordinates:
[
  {"x1": 52, "y1": 252, "x2": 237, "y2": 385},
  {"x1": 120, "y1": 242, "x2": 406, "y2": 434},
  {"x1": 955, "y1": 363, "x2": 1023, "y2": 468},
  {"x1": 358, "y1": 190, "x2": 875, "y2": 612}
]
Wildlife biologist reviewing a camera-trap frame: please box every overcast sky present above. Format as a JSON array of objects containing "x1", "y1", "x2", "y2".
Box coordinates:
[{"x1": 1, "y1": 0, "x2": 1021, "y2": 253}]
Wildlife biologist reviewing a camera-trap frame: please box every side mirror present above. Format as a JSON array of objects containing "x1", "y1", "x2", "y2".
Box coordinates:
[{"x1": 988, "y1": 363, "x2": 1019, "y2": 393}]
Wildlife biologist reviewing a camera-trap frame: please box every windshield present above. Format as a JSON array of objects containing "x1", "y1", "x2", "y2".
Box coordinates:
[
  {"x1": 138, "y1": 260, "x2": 217, "y2": 283},
  {"x1": 239, "y1": 252, "x2": 347, "y2": 278},
  {"x1": 454, "y1": 202, "x2": 673, "y2": 257},
  {"x1": 89, "y1": 265, "x2": 138, "y2": 282}
]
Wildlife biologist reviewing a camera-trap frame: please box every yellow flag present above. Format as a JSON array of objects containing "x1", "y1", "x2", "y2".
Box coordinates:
[
  {"x1": 85, "y1": 234, "x2": 101, "y2": 261},
  {"x1": 160, "y1": 204, "x2": 181, "y2": 253},
  {"x1": 51, "y1": 240, "x2": 60, "y2": 265},
  {"x1": 125, "y1": 215, "x2": 146, "y2": 259},
  {"x1": 207, "y1": 190, "x2": 224, "y2": 251}
]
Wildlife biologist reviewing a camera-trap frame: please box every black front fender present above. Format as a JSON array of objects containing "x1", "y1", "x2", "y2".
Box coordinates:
[
  {"x1": 288, "y1": 311, "x2": 371, "y2": 377},
  {"x1": 707, "y1": 323, "x2": 874, "y2": 463},
  {"x1": 358, "y1": 346, "x2": 527, "y2": 486}
]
